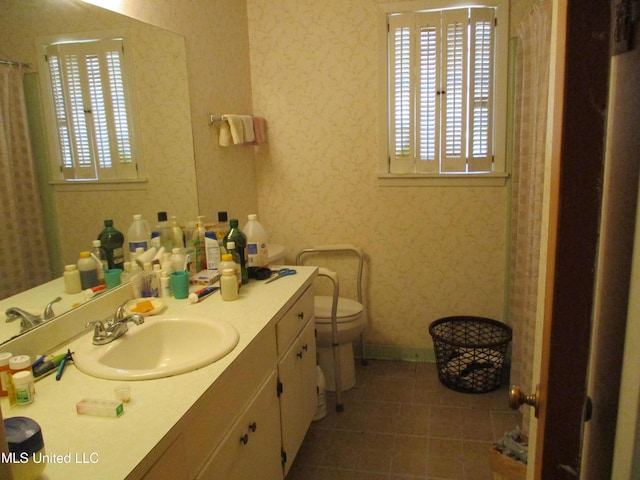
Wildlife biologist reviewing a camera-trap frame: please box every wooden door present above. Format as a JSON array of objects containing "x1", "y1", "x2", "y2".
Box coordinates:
[{"x1": 524, "y1": 1, "x2": 611, "y2": 478}]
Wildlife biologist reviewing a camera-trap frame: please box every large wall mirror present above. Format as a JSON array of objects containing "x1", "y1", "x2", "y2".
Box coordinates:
[{"x1": 0, "y1": 0, "x2": 199, "y2": 344}]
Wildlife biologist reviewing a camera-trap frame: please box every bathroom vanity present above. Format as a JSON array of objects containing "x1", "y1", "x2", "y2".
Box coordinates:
[{"x1": 0, "y1": 266, "x2": 318, "y2": 479}]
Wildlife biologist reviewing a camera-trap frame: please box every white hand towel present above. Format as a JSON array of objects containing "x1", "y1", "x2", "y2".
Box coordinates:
[
  {"x1": 241, "y1": 115, "x2": 255, "y2": 143},
  {"x1": 219, "y1": 121, "x2": 232, "y2": 147},
  {"x1": 222, "y1": 115, "x2": 244, "y2": 144}
]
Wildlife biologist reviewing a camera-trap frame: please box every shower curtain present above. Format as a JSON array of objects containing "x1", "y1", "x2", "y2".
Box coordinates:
[
  {"x1": 0, "y1": 64, "x2": 51, "y2": 299},
  {"x1": 508, "y1": 0, "x2": 551, "y2": 433}
]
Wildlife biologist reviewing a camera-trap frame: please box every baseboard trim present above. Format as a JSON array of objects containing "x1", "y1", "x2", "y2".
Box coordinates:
[{"x1": 354, "y1": 344, "x2": 436, "y2": 363}]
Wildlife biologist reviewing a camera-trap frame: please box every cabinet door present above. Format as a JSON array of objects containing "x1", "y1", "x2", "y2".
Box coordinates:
[
  {"x1": 197, "y1": 372, "x2": 282, "y2": 480},
  {"x1": 279, "y1": 318, "x2": 317, "y2": 476}
]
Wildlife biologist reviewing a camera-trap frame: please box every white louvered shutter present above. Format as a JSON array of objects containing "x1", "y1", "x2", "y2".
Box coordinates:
[{"x1": 46, "y1": 38, "x2": 136, "y2": 181}]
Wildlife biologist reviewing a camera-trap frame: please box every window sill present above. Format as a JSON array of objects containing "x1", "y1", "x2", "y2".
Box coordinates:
[
  {"x1": 377, "y1": 173, "x2": 509, "y2": 187},
  {"x1": 50, "y1": 178, "x2": 148, "y2": 192}
]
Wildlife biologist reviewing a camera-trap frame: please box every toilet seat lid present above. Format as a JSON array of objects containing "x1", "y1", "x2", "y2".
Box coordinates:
[{"x1": 314, "y1": 296, "x2": 364, "y2": 322}]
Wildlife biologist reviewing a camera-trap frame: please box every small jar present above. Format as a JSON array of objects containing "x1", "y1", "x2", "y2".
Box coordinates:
[
  {"x1": 63, "y1": 264, "x2": 82, "y2": 294},
  {"x1": 0, "y1": 352, "x2": 12, "y2": 396},
  {"x1": 5, "y1": 416, "x2": 46, "y2": 480},
  {"x1": 220, "y1": 268, "x2": 239, "y2": 301},
  {"x1": 9, "y1": 355, "x2": 32, "y2": 375},
  {"x1": 13, "y1": 371, "x2": 35, "y2": 405}
]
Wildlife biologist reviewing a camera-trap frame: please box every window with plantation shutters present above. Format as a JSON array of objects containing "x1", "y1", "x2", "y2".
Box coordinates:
[
  {"x1": 42, "y1": 37, "x2": 139, "y2": 182},
  {"x1": 386, "y1": 6, "x2": 501, "y2": 177}
]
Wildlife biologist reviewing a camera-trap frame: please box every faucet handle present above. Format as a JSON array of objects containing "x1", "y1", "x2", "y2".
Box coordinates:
[
  {"x1": 122, "y1": 313, "x2": 144, "y2": 326},
  {"x1": 44, "y1": 297, "x2": 62, "y2": 320},
  {"x1": 86, "y1": 319, "x2": 106, "y2": 335}
]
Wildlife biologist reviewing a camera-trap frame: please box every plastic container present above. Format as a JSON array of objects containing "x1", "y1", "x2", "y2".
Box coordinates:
[
  {"x1": 218, "y1": 253, "x2": 240, "y2": 289},
  {"x1": 156, "y1": 211, "x2": 174, "y2": 251},
  {"x1": 9, "y1": 355, "x2": 32, "y2": 375},
  {"x1": 313, "y1": 365, "x2": 327, "y2": 421},
  {"x1": 98, "y1": 219, "x2": 125, "y2": 270},
  {"x1": 92, "y1": 240, "x2": 108, "y2": 285},
  {"x1": 13, "y1": 371, "x2": 35, "y2": 405},
  {"x1": 171, "y1": 248, "x2": 187, "y2": 273},
  {"x1": 0, "y1": 352, "x2": 12, "y2": 396},
  {"x1": 4, "y1": 417, "x2": 46, "y2": 479},
  {"x1": 223, "y1": 220, "x2": 248, "y2": 284},
  {"x1": 171, "y1": 216, "x2": 185, "y2": 248},
  {"x1": 204, "y1": 231, "x2": 221, "y2": 270},
  {"x1": 159, "y1": 270, "x2": 171, "y2": 297},
  {"x1": 213, "y1": 211, "x2": 229, "y2": 248},
  {"x1": 127, "y1": 214, "x2": 151, "y2": 256},
  {"x1": 63, "y1": 264, "x2": 82, "y2": 294},
  {"x1": 220, "y1": 269, "x2": 239, "y2": 301},
  {"x1": 429, "y1": 316, "x2": 512, "y2": 393},
  {"x1": 77, "y1": 251, "x2": 99, "y2": 290},
  {"x1": 243, "y1": 214, "x2": 269, "y2": 268}
]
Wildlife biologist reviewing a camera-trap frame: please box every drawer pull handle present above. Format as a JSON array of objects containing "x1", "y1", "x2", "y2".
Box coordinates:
[
  {"x1": 296, "y1": 351, "x2": 303, "y2": 359},
  {"x1": 298, "y1": 312, "x2": 305, "y2": 320},
  {"x1": 249, "y1": 422, "x2": 257, "y2": 432},
  {"x1": 302, "y1": 344, "x2": 309, "y2": 352},
  {"x1": 240, "y1": 434, "x2": 249, "y2": 445}
]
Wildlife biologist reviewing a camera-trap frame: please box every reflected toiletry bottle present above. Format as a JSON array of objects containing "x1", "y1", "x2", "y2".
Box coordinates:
[
  {"x1": 204, "y1": 231, "x2": 221, "y2": 270},
  {"x1": 214, "y1": 211, "x2": 230, "y2": 249},
  {"x1": 63, "y1": 264, "x2": 82, "y2": 294},
  {"x1": 223, "y1": 219, "x2": 248, "y2": 284},
  {"x1": 156, "y1": 211, "x2": 174, "y2": 251},
  {"x1": 171, "y1": 248, "x2": 186, "y2": 273},
  {"x1": 92, "y1": 240, "x2": 108, "y2": 285},
  {"x1": 127, "y1": 214, "x2": 151, "y2": 257},
  {"x1": 78, "y1": 251, "x2": 99, "y2": 290},
  {"x1": 98, "y1": 219, "x2": 125, "y2": 270},
  {"x1": 192, "y1": 216, "x2": 207, "y2": 271},
  {"x1": 171, "y1": 216, "x2": 185, "y2": 248}
]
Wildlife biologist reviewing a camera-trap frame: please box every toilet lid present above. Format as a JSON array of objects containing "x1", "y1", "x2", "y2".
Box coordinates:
[{"x1": 314, "y1": 296, "x2": 364, "y2": 323}]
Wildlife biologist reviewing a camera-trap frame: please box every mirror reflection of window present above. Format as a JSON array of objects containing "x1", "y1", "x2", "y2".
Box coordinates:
[{"x1": 41, "y1": 35, "x2": 140, "y2": 182}]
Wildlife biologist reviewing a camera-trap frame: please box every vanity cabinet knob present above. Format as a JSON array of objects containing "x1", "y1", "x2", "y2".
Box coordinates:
[
  {"x1": 297, "y1": 312, "x2": 304, "y2": 320},
  {"x1": 249, "y1": 422, "x2": 257, "y2": 432},
  {"x1": 240, "y1": 434, "x2": 249, "y2": 445},
  {"x1": 302, "y1": 344, "x2": 309, "y2": 352},
  {"x1": 296, "y1": 351, "x2": 303, "y2": 359}
]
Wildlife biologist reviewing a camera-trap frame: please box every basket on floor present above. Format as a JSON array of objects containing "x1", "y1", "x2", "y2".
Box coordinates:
[{"x1": 429, "y1": 316, "x2": 512, "y2": 393}]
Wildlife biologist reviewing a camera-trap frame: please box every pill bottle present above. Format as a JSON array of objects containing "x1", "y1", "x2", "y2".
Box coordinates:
[
  {"x1": 63, "y1": 264, "x2": 82, "y2": 294},
  {"x1": 13, "y1": 371, "x2": 35, "y2": 405},
  {"x1": 0, "y1": 352, "x2": 12, "y2": 396},
  {"x1": 10, "y1": 355, "x2": 32, "y2": 375},
  {"x1": 220, "y1": 269, "x2": 239, "y2": 301}
]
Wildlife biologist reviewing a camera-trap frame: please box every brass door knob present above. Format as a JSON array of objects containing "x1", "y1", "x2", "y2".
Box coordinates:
[{"x1": 509, "y1": 384, "x2": 540, "y2": 418}]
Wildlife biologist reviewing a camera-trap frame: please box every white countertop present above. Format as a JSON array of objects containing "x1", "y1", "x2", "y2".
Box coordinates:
[{"x1": 0, "y1": 266, "x2": 316, "y2": 480}]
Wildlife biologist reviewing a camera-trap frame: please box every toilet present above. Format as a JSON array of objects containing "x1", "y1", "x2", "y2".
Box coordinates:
[{"x1": 314, "y1": 295, "x2": 365, "y2": 392}]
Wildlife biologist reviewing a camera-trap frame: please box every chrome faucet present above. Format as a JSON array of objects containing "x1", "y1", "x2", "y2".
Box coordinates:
[
  {"x1": 6, "y1": 297, "x2": 64, "y2": 333},
  {"x1": 86, "y1": 313, "x2": 144, "y2": 345},
  {"x1": 5, "y1": 307, "x2": 43, "y2": 332}
]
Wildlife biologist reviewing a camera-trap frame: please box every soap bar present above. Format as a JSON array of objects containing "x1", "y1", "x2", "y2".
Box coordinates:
[
  {"x1": 131, "y1": 300, "x2": 154, "y2": 313},
  {"x1": 76, "y1": 398, "x2": 124, "y2": 417}
]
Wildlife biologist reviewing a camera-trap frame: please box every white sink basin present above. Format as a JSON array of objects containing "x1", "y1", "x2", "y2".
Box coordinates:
[{"x1": 74, "y1": 316, "x2": 239, "y2": 380}]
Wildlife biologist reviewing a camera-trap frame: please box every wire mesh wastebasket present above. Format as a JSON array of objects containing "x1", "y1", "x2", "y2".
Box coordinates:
[{"x1": 429, "y1": 316, "x2": 512, "y2": 393}]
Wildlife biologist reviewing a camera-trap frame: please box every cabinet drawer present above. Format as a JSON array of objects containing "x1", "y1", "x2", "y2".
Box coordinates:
[{"x1": 275, "y1": 286, "x2": 314, "y2": 355}]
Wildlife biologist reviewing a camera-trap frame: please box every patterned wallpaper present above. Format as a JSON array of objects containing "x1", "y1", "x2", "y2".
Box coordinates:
[{"x1": 246, "y1": 0, "x2": 509, "y2": 351}]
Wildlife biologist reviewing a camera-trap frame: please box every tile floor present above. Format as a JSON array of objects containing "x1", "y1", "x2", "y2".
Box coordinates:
[{"x1": 286, "y1": 360, "x2": 522, "y2": 480}]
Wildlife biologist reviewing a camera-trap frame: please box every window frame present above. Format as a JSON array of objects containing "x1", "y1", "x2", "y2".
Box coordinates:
[
  {"x1": 377, "y1": 0, "x2": 510, "y2": 187},
  {"x1": 37, "y1": 30, "x2": 145, "y2": 186}
]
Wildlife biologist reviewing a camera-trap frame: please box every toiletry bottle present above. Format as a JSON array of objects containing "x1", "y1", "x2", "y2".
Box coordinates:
[
  {"x1": 159, "y1": 270, "x2": 171, "y2": 297},
  {"x1": 78, "y1": 251, "x2": 99, "y2": 289},
  {"x1": 205, "y1": 231, "x2": 221, "y2": 270},
  {"x1": 214, "y1": 211, "x2": 230, "y2": 249},
  {"x1": 224, "y1": 219, "x2": 248, "y2": 284},
  {"x1": 243, "y1": 213, "x2": 269, "y2": 268},
  {"x1": 92, "y1": 240, "x2": 108, "y2": 285},
  {"x1": 171, "y1": 216, "x2": 185, "y2": 248},
  {"x1": 98, "y1": 219, "x2": 125, "y2": 269},
  {"x1": 218, "y1": 253, "x2": 241, "y2": 289},
  {"x1": 152, "y1": 264, "x2": 162, "y2": 297},
  {"x1": 220, "y1": 269, "x2": 239, "y2": 301},
  {"x1": 63, "y1": 264, "x2": 82, "y2": 294},
  {"x1": 127, "y1": 214, "x2": 151, "y2": 258},
  {"x1": 192, "y1": 215, "x2": 207, "y2": 271},
  {"x1": 156, "y1": 211, "x2": 174, "y2": 251},
  {"x1": 141, "y1": 262, "x2": 153, "y2": 297},
  {"x1": 0, "y1": 352, "x2": 12, "y2": 396},
  {"x1": 12, "y1": 370, "x2": 35, "y2": 405},
  {"x1": 171, "y1": 248, "x2": 187, "y2": 273}
]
